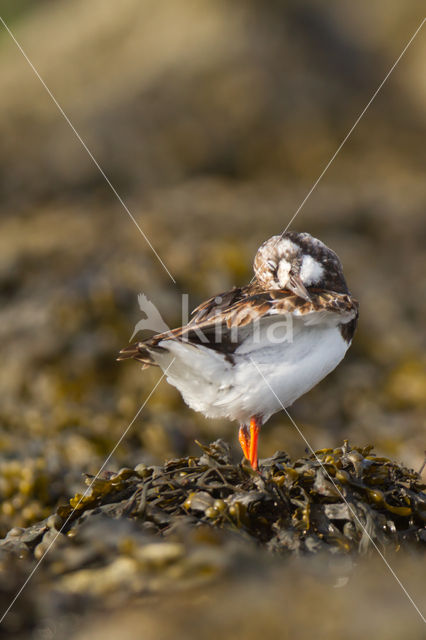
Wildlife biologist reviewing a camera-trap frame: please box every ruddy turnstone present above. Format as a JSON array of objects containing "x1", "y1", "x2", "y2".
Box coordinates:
[{"x1": 118, "y1": 232, "x2": 358, "y2": 470}]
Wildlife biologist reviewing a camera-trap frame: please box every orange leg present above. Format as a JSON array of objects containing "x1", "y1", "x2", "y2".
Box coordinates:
[
  {"x1": 249, "y1": 416, "x2": 260, "y2": 471},
  {"x1": 238, "y1": 425, "x2": 250, "y2": 461}
]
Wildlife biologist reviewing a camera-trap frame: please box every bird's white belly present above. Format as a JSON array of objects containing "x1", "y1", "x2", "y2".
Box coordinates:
[
  {"x1": 232, "y1": 324, "x2": 348, "y2": 423},
  {"x1": 152, "y1": 321, "x2": 349, "y2": 425}
]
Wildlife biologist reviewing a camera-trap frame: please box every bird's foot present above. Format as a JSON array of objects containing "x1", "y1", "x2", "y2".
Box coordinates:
[
  {"x1": 239, "y1": 419, "x2": 260, "y2": 471},
  {"x1": 238, "y1": 425, "x2": 250, "y2": 461},
  {"x1": 249, "y1": 416, "x2": 259, "y2": 471}
]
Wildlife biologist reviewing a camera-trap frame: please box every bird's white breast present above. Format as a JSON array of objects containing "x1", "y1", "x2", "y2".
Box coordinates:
[
  {"x1": 151, "y1": 316, "x2": 350, "y2": 426},
  {"x1": 231, "y1": 322, "x2": 348, "y2": 423}
]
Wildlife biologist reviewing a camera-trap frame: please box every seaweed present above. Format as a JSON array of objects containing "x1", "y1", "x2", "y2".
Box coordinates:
[{"x1": 2, "y1": 440, "x2": 424, "y2": 565}]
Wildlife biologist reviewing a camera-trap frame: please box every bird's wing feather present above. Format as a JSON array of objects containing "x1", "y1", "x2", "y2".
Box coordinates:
[
  {"x1": 118, "y1": 286, "x2": 358, "y2": 366},
  {"x1": 187, "y1": 288, "x2": 358, "y2": 330}
]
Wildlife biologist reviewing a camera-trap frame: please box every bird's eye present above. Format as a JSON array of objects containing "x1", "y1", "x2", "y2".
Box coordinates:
[{"x1": 267, "y1": 260, "x2": 276, "y2": 271}]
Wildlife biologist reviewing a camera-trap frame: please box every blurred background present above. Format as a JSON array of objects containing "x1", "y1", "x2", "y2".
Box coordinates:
[{"x1": 0, "y1": 0, "x2": 425, "y2": 637}]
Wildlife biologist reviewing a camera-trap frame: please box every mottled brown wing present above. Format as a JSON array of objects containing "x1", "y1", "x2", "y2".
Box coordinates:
[
  {"x1": 188, "y1": 289, "x2": 357, "y2": 330},
  {"x1": 118, "y1": 287, "x2": 358, "y2": 366},
  {"x1": 188, "y1": 286, "x2": 248, "y2": 324}
]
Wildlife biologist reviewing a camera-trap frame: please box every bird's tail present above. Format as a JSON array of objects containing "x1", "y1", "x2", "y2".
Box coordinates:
[{"x1": 117, "y1": 342, "x2": 158, "y2": 368}]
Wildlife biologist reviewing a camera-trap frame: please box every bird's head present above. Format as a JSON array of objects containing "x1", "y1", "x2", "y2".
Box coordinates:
[{"x1": 253, "y1": 231, "x2": 349, "y2": 298}]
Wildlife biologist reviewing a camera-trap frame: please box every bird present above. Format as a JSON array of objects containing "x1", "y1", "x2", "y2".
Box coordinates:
[{"x1": 118, "y1": 231, "x2": 358, "y2": 471}]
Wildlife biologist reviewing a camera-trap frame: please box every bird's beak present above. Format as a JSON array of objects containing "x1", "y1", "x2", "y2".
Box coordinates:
[{"x1": 288, "y1": 275, "x2": 311, "y2": 301}]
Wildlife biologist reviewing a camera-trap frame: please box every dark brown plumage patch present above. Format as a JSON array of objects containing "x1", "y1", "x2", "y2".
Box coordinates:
[
  {"x1": 284, "y1": 231, "x2": 350, "y2": 294},
  {"x1": 339, "y1": 315, "x2": 358, "y2": 343}
]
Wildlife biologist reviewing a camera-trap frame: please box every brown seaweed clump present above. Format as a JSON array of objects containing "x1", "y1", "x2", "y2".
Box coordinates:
[
  {"x1": 2, "y1": 440, "x2": 425, "y2": 564},
  {"x1": 0, "y1": 440, "x2": 425, "y2": 638}
]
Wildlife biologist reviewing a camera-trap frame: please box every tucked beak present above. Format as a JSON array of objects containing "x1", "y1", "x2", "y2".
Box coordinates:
[{"x1": 288, "y1": 274, "x2": 311, "y2": 301}]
